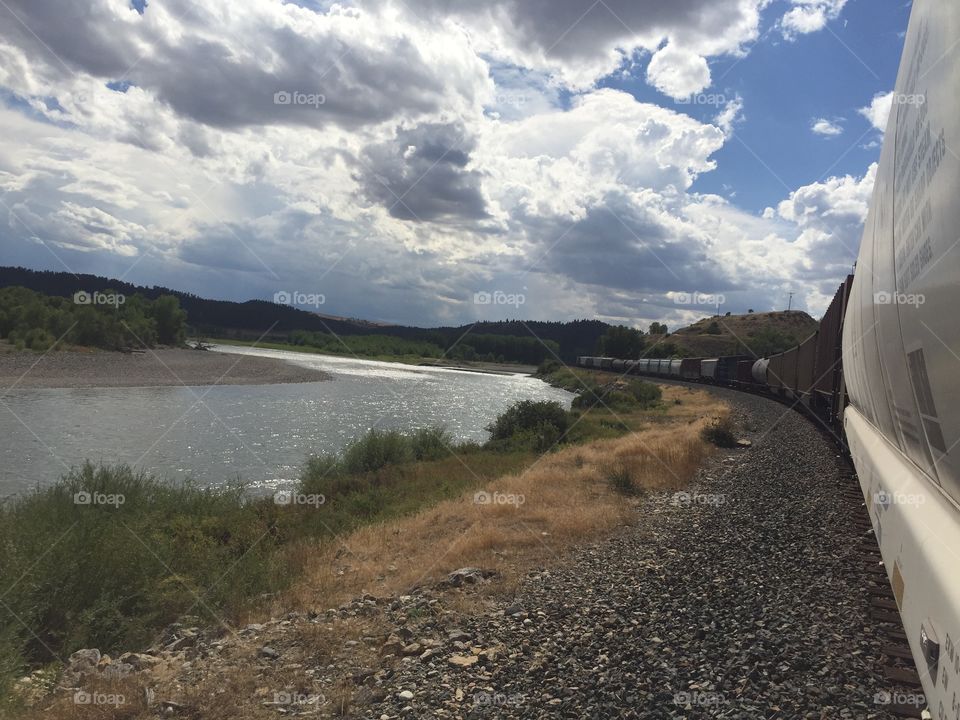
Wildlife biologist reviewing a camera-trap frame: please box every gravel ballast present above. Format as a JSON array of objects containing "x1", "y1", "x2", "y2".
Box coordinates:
[{"x1": 366, "y1": 387, "x2": 901, "y2": 719}]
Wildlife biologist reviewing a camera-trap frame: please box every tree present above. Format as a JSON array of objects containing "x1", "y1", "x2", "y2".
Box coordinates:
[
  {"x1": 599, "y1": 325, "x2": 645, "y2": 358},
  {"x1": 649, "y1": 322, "x2": 668, "y2": 335},
  {"x1": 151, "y1": 295, "x2": 187, "y2": 345}
]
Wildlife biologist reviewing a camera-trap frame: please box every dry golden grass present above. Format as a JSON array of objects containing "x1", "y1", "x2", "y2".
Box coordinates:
[{"x1": 283, "y1": 383, "x2": 727, "y2": 612}]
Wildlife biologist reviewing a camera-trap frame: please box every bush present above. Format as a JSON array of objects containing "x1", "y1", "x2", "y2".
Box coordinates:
[
  {"x1": 409, "y1": 427, "x2": 454, "y2": 461},
  {"x1": 340, "y1": 429, "x2": 414, "y2": 475},
  {"x1": 606, "y1": 464, "x2": 636, "y2": 495},
  {"x1": 702, "y1": 417, "x2": 737, "y2": 447},
  {"x1": 536, "y1": 359, "x2": 563, "y2": 375},
  {"x1": 486, "y1": 400, "x2": 569, "y2": 451},
  {"x1": 0, "y1": 464, "x2": 280, "y2": 674},
  {"x1": 298, "y1": 426, "x2": 455, "y2": 497},
  {"x1": 571, "y1": 379, "x2": 661, "y2": 412}
]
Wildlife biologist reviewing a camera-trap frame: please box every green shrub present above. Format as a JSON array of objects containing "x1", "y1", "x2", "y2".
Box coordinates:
[
  {"x1": 341, "y1": 429, "x2": 414, "y2": 475},
  {"x1": 606, "y1": 464, "x2": 636, "y2": 495},
  {"x1": 409, "y1": 427, "x2": 454, "y2": 461},
  {"x1": 572, "y1": 379, "x2": 661, "y2": 412},
  {"x1": 486, "y1": 400, "x2": 569, "y2": 451},
  {"x1": 0, "y1": 464, "x2": 280, "y2": 672},
  {"x1": 702, "y1": 417, "x2": 737, "y2": 447},
  {"x1": 298, "y1": 426, "x2": 455, "y2": 497},
  {"x1": 536, "y1": 359, "x2": 563, "y2": 375}
]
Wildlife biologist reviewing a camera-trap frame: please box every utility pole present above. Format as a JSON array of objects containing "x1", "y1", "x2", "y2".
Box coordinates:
[{"x1": 787, "y1": 292, "x2": 794, "y2": 312}]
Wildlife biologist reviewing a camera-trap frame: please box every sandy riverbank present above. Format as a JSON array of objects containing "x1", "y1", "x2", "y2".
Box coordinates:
[{"x1": 0, "y1": 348, "x2": 330, "y2": 389}]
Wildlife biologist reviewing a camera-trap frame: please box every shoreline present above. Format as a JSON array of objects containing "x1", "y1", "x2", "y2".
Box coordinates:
[
  {"x1": 210, "y1": 337, "x2": 538, "y2": 376},
  {"x1": 0, "y1": 347, "x2": 330, "y2": 389}
]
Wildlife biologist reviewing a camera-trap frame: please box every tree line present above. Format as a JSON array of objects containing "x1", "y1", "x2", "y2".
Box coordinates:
[{"x1": 0, "y1": 286, "x2": 187, "y2": 352}]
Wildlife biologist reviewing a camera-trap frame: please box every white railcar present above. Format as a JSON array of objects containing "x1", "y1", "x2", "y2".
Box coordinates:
[{"x1": 843, "y1": 0, "x2": 960, "y2": 711}]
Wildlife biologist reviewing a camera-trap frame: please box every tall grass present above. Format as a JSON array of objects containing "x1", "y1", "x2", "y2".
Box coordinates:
[
  {"x1": 0, "y1": 424, "x2": 500, "y2": 697},
  {"x1": 0, "y1": 464, "x2": 283, "y2": 703}
]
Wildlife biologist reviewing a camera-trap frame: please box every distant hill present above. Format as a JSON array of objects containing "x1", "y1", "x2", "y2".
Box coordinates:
[
  {"x1": 662, "y1": 310, "x2": 819, "y2": 358},
  {"x1": 0, "y1": 267, "x2": 610, "y2": 361}
]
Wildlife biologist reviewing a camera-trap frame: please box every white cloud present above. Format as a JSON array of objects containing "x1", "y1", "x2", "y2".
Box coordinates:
[
  {"x1": 811, "y1": 117, "x2": 844, "y2": 136},
  {"x1": 0, "y1": 0, "x2": 877, "y2": 328},
  {"x1": 374, "y1": 0, "x2": 770, "y2": 93},
  {"x1": 715, "y1": 95, "x2": 745, "y2": 137},
  {"x1": 781, "y1": 0, "x2": 848, "y2": 39},
  {"x1": 859, "y1": 91, "x2": 894, "y2": 133},
  {"x1": 646, "y1": 43, "x2": 712, "y2": 99}
]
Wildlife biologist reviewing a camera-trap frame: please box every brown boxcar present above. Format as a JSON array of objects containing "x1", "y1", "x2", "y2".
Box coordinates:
[
  {"x1": 736, "y1": 359, "x2": 754, "y2": 384},
  {"x1": 781, "y1": 347, "x2": 799, "y2": 396},
  {"x1": 796, "y1": 331, "x2": 818, "y2": 395},
  {"x1": 767, "y1": 353, "x2": 784, "y2": 390}
]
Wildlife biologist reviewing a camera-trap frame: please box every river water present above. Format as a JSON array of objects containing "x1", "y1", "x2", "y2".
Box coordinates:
[{"x1": 0, "y1": 346, "x2": 573, "y2": 498}]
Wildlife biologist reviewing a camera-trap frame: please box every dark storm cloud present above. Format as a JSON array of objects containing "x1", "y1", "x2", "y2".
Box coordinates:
[
  {"x1": 376, "y1": 0, "x2": 761, "y2": 63},
  {"x1": 0, "y1": 0, "x2": 476, "y2": 130},
  {"x1": 358, "y1": 122, "x2": 489, "y2": 222},
  {"x1": 526, "y1": 194, "x2": 732, "y2": 295}
]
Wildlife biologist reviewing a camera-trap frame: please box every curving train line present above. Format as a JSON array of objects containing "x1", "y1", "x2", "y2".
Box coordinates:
[{"x1": 580, "y1": 1, "x2": 960, "y2": 715}]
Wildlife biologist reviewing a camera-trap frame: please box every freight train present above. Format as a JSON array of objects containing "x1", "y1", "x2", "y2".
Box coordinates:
[
  {"x1": 576, "y1": 275, "x2": 854, "y2": 438},
  {"x1": 579, "y1": 1, "x2": 960, "y2": 713}
]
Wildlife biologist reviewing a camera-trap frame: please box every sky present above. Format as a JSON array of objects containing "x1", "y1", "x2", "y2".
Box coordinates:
[{"x1": 0, "y1": 0, "x2": 912, "y2": 330}]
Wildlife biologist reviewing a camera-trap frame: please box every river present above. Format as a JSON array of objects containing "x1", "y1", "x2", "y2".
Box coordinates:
[{"x1": 0, "y1": 345, "x2": 573, "y2": 498}]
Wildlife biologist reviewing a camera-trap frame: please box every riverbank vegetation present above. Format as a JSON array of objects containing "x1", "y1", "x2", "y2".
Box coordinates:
[
  {"x1": 0, "y1": 286, "x2": 187, "y2": 352},
  {"x1": 1, "y1": 380, "x2": 730, "y2": 713}
]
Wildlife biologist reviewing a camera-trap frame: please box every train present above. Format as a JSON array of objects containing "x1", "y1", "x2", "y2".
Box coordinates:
[
  {"x1": 576, "y1": 273, "x2": 853, "y2": 440},
  {"x1": 578, "y1": 1, "x2": 960, "y2": 713}
]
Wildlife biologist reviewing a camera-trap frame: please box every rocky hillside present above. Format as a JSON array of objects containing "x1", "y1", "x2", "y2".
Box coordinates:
[{"x1": 660, "y1": 310, "x2": 818, "y2": 358}]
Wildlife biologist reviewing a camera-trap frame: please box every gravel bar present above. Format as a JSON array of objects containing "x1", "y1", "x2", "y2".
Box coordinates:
[
  {"x1": 368, "y1": 387, "x2": 900, "y2": 719},
  {"x1": 0, "y1": 348, "x2": 330, "y2": 388}
]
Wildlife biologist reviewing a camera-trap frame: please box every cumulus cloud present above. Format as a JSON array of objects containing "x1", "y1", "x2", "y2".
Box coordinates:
[
  {"x1": 859, "y1": 91, "x2": 894, "y2": 133},
  {"x1": 781, "y1": 0, "x2": 848, "y2": 39},
  {"x1": 811, "y1": 117, "x2": 844, "y2": 136},
  {"x1": 0, "y1": 0, "x2": 491, "y2": 131},
  {"x1": 358, "y1": 121, "x2": 490, "y2": 223},
  {"x1": 715, "y1": 95, "x2": 745, "y2": 137},
  {"x1": 374, "y1": 0, "x2": 770, "y2": 92},
  {"x1": 0, "y1": 0, "x2": 876, "y2": 329},
  {"x1": 646, "y1": 43, "x2": 712, "y2": 99},
  {"x1": 777, "y1": 162, "x2": 876, "y2": 277}
]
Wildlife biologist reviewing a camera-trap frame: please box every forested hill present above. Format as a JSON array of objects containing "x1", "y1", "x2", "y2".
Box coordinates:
[{"x1": 0, "y1": 267, "x2": 610, "y2": 361}]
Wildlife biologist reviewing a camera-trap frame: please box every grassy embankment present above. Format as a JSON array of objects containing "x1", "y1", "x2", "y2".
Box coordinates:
[{"x1": 1, "y1": 367, "x2": 729, "y2": 714}]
